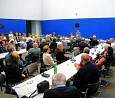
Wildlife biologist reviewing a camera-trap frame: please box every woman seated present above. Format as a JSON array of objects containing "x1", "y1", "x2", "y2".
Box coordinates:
[
  {"x1": 96, "y1": 46, "x2": 113, "y2": 67},
  {"x1": 43, "y1": 45, "x2": 54, "y2": 69},
  {"x1": 5, "y1": 52, "x2": 25, "y2": 84}
]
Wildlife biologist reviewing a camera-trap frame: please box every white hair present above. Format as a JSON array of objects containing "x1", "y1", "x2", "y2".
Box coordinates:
[
  {"x1": 41, "y1": 39, "x2": 46, "y2": 43},
  {"x1": 52, "y1": 73, "x2": 66, "y2": 86}
]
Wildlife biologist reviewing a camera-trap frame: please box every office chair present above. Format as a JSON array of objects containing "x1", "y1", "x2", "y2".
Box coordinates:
[{"x1": 81, "y1": 82, "x2": 101, "y2": 98}]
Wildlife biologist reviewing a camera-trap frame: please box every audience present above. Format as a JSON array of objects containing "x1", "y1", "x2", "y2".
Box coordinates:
[
  {"x1": 56, "y1": 44, "x2": 69, "y2": 64},
  {"x1": 73, "y1": 53, "x2": 100, "y2": 92},
  {"x1": 43, "y1": 45, "x2": 54, "y2": 69},
  {"x1": 43, "y1": 73, "x2": 80, "y2": 98},
  {"x1": 5, "y1": 52, "x2": 25, "y2": 84}
]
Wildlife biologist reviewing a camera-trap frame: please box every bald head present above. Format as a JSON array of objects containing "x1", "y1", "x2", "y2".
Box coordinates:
[
  {"x1": 33, "y1": 43, "x2": 38, "y2": 48},
  {"x1": 81, "y1": 53, "x2": 90, "y2": 63},
  {"x1": 52, "y1": 73, "x2": 66, "y2": 86}
]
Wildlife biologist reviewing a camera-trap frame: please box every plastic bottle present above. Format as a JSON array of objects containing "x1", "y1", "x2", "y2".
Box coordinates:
[
  {"x1": 71, "y1": 50, "x2": 75, "y2": 63},
  {"x1": 54, "y1": 64, "x2": 57, "y2": 74}
]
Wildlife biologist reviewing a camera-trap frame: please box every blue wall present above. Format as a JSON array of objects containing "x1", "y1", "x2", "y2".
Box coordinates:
[
  {"x1": 0, "y1": 19, "x2": 26, "y2": 34},
  {"x1": 42, "y1": 18, "x2": 115, "y2": 40}
]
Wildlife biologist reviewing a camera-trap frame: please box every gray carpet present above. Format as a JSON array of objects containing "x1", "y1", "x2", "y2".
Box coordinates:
[{"x1": 99, "y1": 67, "x2": 115, "y2": 98}]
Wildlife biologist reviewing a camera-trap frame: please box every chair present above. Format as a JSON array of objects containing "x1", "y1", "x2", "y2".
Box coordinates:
[
  {"x1": 81, "y1": 82, "x2": 101, "y2": 98},
  {"x1": 0, "y1": 84, "x2": 19, "y2": 98},
  {"x1": 26, "y1": 62, "x2": 40, "y2": 77},
  {"x1": 102, "y1": 63, "x2": 112, "y2": 77},
  {"x1": 99, "y1": 65, "x2": 108, "y2": 87},
  {"x1": 3, "y1": 59, "x2": 6, "y2": 66},
  {"x1": 40, "y1": 59, "x2": 52, "y2": 73},
  {"x1": 0, "y1": 73, "x2": 6, "y2": 91},
  {"x1": 74, "y1": 47, "x2": 80, "y2": 56}
]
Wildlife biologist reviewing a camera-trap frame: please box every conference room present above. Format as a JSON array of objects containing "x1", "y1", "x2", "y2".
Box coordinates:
[{"x1": 0, "y1": 0, "x2": 115, "y2": 98}]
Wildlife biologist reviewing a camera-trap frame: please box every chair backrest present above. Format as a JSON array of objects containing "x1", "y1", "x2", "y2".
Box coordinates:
[
  {"x1": 74, "y1": 47, "x2": 80, "y2": 56},
  {"x1": 26, "y1": 62, "x2": 39, "y2": 75},
  {"x1": 3, "y1": 59, "x2": 6, "y2": 66},
  {"x1": 87, "y1": 82, "x2": 99, "y2": 94},
  {"x1": 0, "y1": 74, "x2": 5, "y2": 85},
  {"x1": 0, "y1": 85, "x2": 19, "y2": 98}
]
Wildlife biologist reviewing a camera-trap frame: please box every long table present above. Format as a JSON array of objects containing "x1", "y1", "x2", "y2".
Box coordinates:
[
  {"x1": 13, "y1": 44, "x2": 104, "y2": 98},
  {"x1": 0, "y1": 49, "x2": 27, "y2": 59}
]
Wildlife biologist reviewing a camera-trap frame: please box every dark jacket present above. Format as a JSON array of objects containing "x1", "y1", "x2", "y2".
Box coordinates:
[
  {"x1": 49, "y1": 42, "x2": 57, "y2": 53},
  {"x1": 39, "y1": 42, "x2": 49, "y2": 52},
  {"x1": 43, "y1": 86, "x2": 80, "y2": 98},
  {"x1": 78, "y1": 42, "x2": 89, "y2": 53},
  {"x1": 5, "y1": 66, "x2": 24, "y2": 84},
  {"x1": 73, "y1": 62, "x2": 100, "y2": 91},
  {"x1": 0, "y1": 46, "x2": 8, "y2": 53},
  {"x1": 56, "y1": 48, "x2": 69, "y2": 64}
]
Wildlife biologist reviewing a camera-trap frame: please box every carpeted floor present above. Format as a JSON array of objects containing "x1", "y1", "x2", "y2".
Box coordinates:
[{"x1": 99, "y1": 67, "x2": 115, "y2": 98}]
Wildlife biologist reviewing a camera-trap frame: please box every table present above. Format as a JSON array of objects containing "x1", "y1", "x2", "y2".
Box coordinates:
[
  {"x1": 0, "y1": 49, "x2": 27, "y2": 59},
  {"x1": 13, "y1": 44, "x2": 104, "y2": 98}
]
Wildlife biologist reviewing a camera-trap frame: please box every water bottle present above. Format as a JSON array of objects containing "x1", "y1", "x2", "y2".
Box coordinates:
[
  {"x1": 71, "y1": 50, "x2": 75, "y2": 63},
  {"x1": 101, "y1": 41, "x2": 103, "y2": 49},
  {"x1": 94, "y1": 46, "x2": 96, "y2": 52},
  {"x1": 54, "y1": 64, "x2": 57, "y2": 74}
]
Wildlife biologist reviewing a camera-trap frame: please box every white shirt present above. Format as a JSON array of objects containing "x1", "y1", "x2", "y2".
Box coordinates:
[
  {"x1": 8, "y1": 34, "x2": 13, "y2": 40},
  {"x1": 111, "y1": 42, "x2": 115, "y2": 52},
  {"x1": 43, "y1": 53, "x2": 54, "y2": 66}
]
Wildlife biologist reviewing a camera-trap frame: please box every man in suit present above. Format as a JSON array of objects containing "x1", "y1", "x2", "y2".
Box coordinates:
[
  {"x1": 73, "y1": 53, "x2": 100, "y2": 91},
  {"x1": 55, "y1": 44, "x2": 69, "y2": 64},
  {"x1": 43, "y1": 73, "x2": 80, "y2": 98}
]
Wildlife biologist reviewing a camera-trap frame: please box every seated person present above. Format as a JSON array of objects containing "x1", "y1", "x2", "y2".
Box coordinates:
[
  {"x1": 5, "y1": 52, "x2": 25, "y2": 84},
  {"x1": 43, "y1": 45, "x2": 54, "y2": 68},
  {"x1": 20, "y1": 37, "x2": 27, "y2": 49},
  {"x1": 96, "y1": 46, "x2": 113, "y2": 67},
  {"x1": 43, "y1": 73, "x2": 80, "y2": 98},
  {"x1": 26, "y1": 42, "x2": 41, "y2": 63},
  {"x1": 78, "y1": 38, "x2": 89, "y2": 53},
  {"x1": 55, "y1": 44, "x2": 69, "y2": 64},
  {"x1": 57, "y1": 35, "x2": 61, "y2": 42},
  {"x1": 0, "y1": 40, "x2": 8, "y2": 53},
  {"x1": 27, "y1": 39, "x2": 33, "y2": 51},
  {"x1": 90, "y1": 35, "x2": 99, "y2": 47},
  {"x1": 73, "y1": 53, "x2": 100, "y2": 92},
  {"x1": 5, "y1": 45, "x2": 23, "y2": 68},
  {"x1": 49, "y1": 38, "x2": 57, "y2": 54},
  {"x1": 39, "y1": 39, "x2": 49, "y2": 52},
  {"x1": 75, "y1": 47, "x2": 93, "y2": 69}
]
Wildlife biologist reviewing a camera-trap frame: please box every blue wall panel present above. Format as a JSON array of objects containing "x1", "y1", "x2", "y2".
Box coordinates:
[
  {"x1": 0, "y1": 19, "x2": 26, "y2": 34},
  {"x1": 42, "y1": 18, "x2": 115, "y2": 39}
]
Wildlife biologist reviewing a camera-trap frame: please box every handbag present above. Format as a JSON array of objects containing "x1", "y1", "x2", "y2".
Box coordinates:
[{"x1": 37, "y1": 80, "x2": 49, "y2": 93}]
